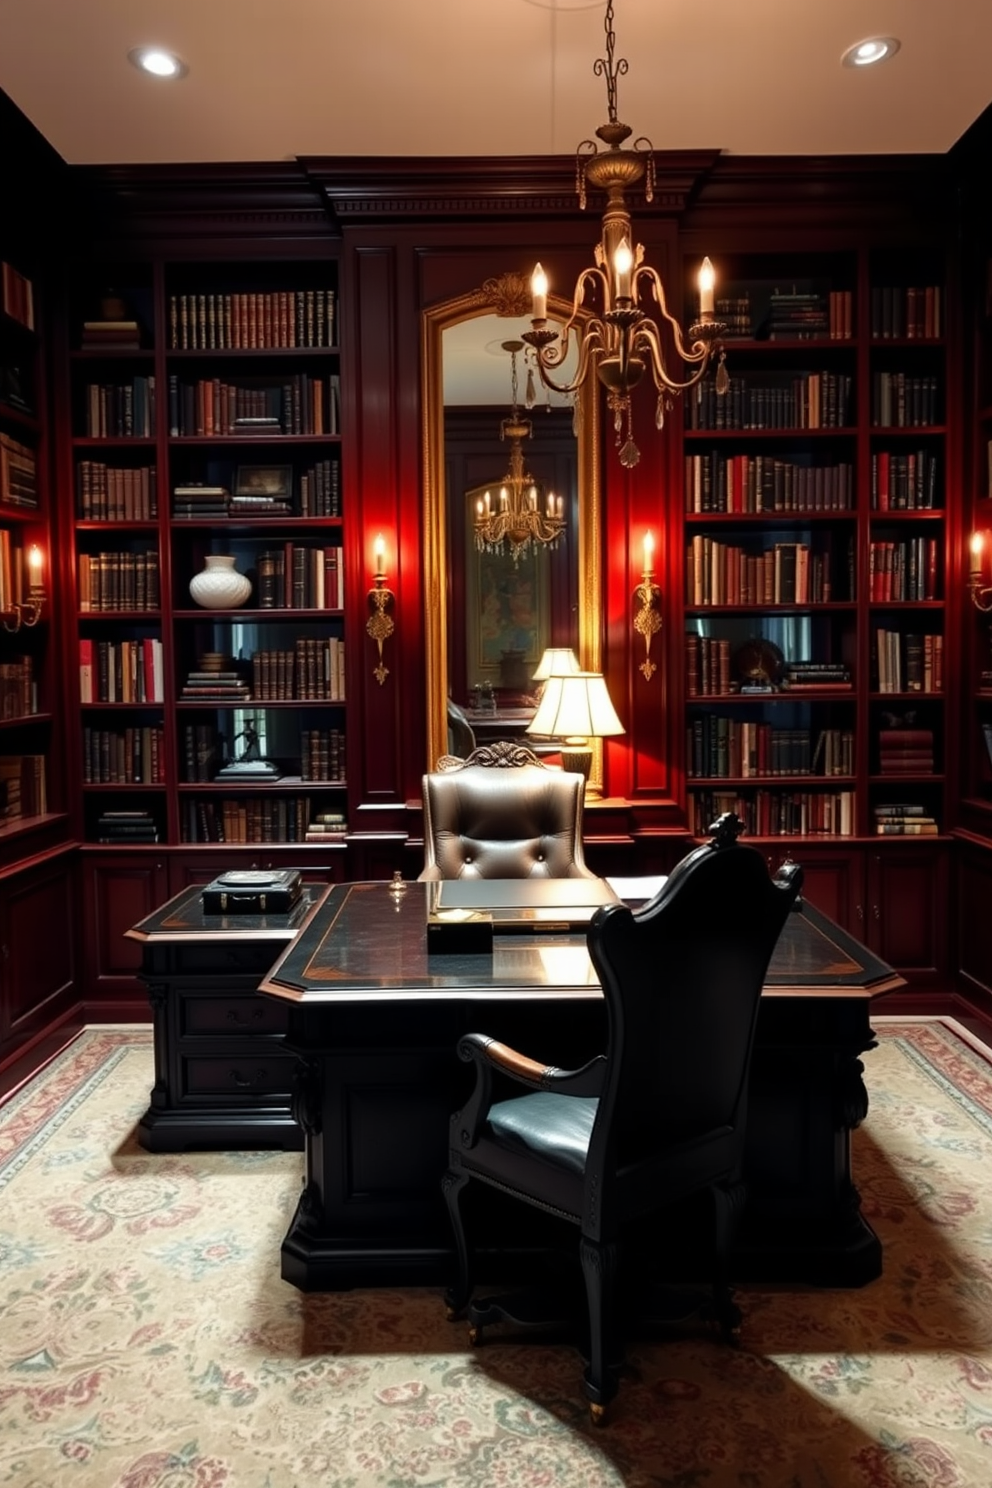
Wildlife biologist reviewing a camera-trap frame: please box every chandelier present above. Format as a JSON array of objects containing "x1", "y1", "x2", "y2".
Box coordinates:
[
  {"x1": 521, "y1": 0, "x2": 728, "y2": 469},
  {"x1": 473, "y1": 340, "x2": 567, "y2": 562}
]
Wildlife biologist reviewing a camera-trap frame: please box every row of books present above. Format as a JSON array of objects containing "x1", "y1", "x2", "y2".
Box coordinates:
[
  {"x1": 168, "y1": 289, "x2": 336, "y2": 350},
  {"x1": 871, "y1": 450, "x2": 939, "y2": 511},
  {"x1": 712, "y1": 289, "x2": 853, "y2": 342},
  {"x1": 251, "y1": 639, "x2": 346, "y2": 701},
  {"x1": 877, "y1": 726, "x2": 935, "y2": 776},
  {"x1": 0, "y1": 655, "x2": 36, "y2": 720},
  {"x1": 780, "y1": 662, "x2": 852, "y2": 692},
  {"x1": 869, "y1": 285, "x2": 942, "y2": 341},
  {"x1": 167, "y1": 373, "x2": 341, "y2": 437},
  {"x1": 82, "y1": 726, "x2": 166, "y2": 784},
  {"x1": 684, "y1": 454, "x2": 854, "y2": 514},
  {"x1": 873, "y1": 629, "x2": 943, "y2": 694},
  {"x1": 304, "y1": 810, "x2": 347, "y2": 842},
  {"x1": 688, "y1": 788, "x2": 855, "y2": 838},
  {"x1": 300, "y1": 729, "x2": 346, "y2": 783},
  {"x1": 79, "y1": 637, "x2": 164, "y2": 703},
  {"x1": 180, "y1": 795, "x2": 332, "y2": 844},
  {"x1": 0, "y1": 754, "x2": 47, "y2": 820},
  {"x1": 96, "y1": 810, "x2": 158, "y2": 843},
  {"x1": 685, "y1": 636, "x2": 733, "y2": 698},
  {"x1": 0, "y1": 432, "x2": 38, "y2": 508},
  {"x1": 83, "y1": 377, "x2": 156, "y2": 439},
  {"x1": 180, "y1": 669, "x2": 250, "y2": 702},
  {"x1": 76, "y1": 461, "x2": 158, "y2": 521},
  {"x1": 1, "y1": 261, "x2": 34, "y2": 330},
  {"x1": 868, "y1": 538, "x2": 940, "y2": 602},
  {"x1": 686, "y1": 535, "x2": 845, "y2": 606},
  {"x1": 686, "y1": 719, "x2": 854, "y2": 780},
  {"x1": 870, "y1": 373, "x2": 940, "y2": 429},
  {"x1": 687, "y1": 371, "x2": 852, "y2": 431},
  {"x1": 256, "y1": 545, "x2": 344, "y2": 609},
  {"x1": 873, "y1": 804, "x2": 939, "y2": 835},
  {"x1": 77, "y1": 551, "x2": 160, "y2": 612}
]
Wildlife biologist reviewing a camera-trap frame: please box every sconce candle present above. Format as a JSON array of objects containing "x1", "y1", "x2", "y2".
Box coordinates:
[
  {"x1": 366, "y1": 534, "x2": 396, "y2": 685},
  {"x1": 634, "y1": 530, "x2": 662, "y2": 681},
  {"x1": 969, "y1": 530, "x2": 992, "y2": 612},
  {"x1": 531, "y1": 263, "x2": 548, "y2": 322},
  {"x1": 27, "y1": 544, "x2": 44, "y2": 595}
]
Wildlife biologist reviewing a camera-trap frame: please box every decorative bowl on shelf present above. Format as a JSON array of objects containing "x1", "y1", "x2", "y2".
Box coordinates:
[{"x1": 189, "y1": 555, "x2": 251, "y2": 610}]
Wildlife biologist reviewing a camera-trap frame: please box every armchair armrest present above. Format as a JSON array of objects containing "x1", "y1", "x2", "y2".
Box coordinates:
[{"x1": 453, "y1": 1032, "x2": 606, "y2": 1148}]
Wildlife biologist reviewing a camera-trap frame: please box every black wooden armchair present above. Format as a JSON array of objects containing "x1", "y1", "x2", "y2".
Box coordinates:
[
  {"x1": 441, "y1": 813, "x2": 803, "y2": 1422},
  {"x1": 419, "y1": 740, "x2": 596, "y2": 881}
]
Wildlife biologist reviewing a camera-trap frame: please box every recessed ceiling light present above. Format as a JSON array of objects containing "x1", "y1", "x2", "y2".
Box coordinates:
[
  {"x1": 128, "y1": 46, "x2": 187, "y2": 79},
  {"x1": 841, "y1": 36, "x2": 900, "y2": 69}
]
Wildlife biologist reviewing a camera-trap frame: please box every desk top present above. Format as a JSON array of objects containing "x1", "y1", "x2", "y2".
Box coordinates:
[
  {"x1": 125, "y1": 882, "x2": 329, "y2": 943},
  {"x1": 259, "y1": 880, "x2": 904, "y2": 1005}
]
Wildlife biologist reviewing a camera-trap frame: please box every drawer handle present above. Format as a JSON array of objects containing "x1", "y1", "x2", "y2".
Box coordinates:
[
  {"x1": 226, "y1": 1008, "x2": 265, "y2": 1027},
  {"x1": 230, "y1": 1068, "x2": 267, "y2": 1090}
]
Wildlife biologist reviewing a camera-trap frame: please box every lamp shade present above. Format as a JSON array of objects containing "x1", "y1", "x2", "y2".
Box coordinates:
[
  {"x1": 526, "y1": 671, "x2": 625, "y2": 742},
  {"x1": 531, "y1": 647, "x2": 581, "y2": 682}
]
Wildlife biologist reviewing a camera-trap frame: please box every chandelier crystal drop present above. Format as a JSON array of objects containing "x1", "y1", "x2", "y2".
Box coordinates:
[
  {"x1": 473, "y1": 341, "x2": 567, "y2": 563},
  {"x1": 521, "y1": 0, "x2": 728, "y2": 468}
]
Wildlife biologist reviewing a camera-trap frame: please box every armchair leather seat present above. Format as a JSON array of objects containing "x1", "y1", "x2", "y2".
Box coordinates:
[
  {"x1": 488, "y1": 1092, "x2": 598, "y2": 1174},
  {"x1": 420, "y1": 740, "x2": 596, "y2": 880}
]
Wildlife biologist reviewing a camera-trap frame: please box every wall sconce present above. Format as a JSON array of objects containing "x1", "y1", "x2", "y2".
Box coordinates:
[
  {"x1": 969, "y1": 531, "x2": 992, "y2": 612},
  {"x1": 366, "y1": 533, "x2": 395, "y2": 686},
  {"x1": 633, "y1": 531, "x2": 662, "y2": 680},
  {"x1": 2, "y1": 544, "x2": 45, "y2": 633}
]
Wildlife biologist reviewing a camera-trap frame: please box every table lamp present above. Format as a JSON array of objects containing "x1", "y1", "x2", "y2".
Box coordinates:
[
  {"x1": 526, "y1": 670, "x2": 624, "y2": 789},
  {"x1": 531, "y1": 647, "x2": 581, "y2": 683}
]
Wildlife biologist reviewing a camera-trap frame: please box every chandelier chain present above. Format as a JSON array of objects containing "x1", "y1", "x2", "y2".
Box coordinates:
[{"x1": 594, "y1": 0, "x2": 627, "y2": 127}]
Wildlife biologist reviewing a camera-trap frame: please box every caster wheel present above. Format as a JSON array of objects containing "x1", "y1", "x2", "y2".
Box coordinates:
[
  {"x1": 468, "y1": 1324, "x2": 482, "y2": 1347},
  {"x1": 589, "y1": 1401, "x2": 607, "y2": 1427}
]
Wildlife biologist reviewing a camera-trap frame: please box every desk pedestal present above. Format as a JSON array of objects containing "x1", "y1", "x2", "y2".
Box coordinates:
[{"x1": 279, "y1": 991, "x2": 881, "y2": 1293}]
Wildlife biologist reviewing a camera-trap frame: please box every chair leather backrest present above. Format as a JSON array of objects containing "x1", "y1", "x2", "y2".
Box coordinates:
[
  {"x1": 586, "y1": 826, "x2": 802, "y2": 1168},
  {"x1": 421, "y1": 743, "x2": 593, "y2": 880}
]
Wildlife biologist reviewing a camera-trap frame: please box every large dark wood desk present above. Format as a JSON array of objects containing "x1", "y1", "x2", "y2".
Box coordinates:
[{"x1": 260, "y1": 880, "x2": 903, "y2": 1294}]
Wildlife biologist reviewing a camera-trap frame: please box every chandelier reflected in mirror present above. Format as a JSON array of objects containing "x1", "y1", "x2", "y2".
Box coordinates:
[
  {"x1": 472, "y1": 340, "x2": 567, "y2": 563},
  {"x1": 522, "y1": 0, "x2": 728, "y2": 469}
]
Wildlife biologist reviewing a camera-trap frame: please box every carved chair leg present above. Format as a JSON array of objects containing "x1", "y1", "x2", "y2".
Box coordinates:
[
  {"x1": 579, "y1": 1234, "x2": 621, "y2": 1415},
  {"x1": 441, "y1": 1167, "x2": 473, "y2": 1319},
  {"x1": 710, "y1": 1181, "x2": 747, "y2": 1343}
]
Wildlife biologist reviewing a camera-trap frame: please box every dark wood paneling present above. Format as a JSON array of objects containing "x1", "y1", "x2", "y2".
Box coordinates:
[
  {"x1": 0, "y1": 852, "x2": 77, "y2": 1049},
  {"x1": 81, "y1": 854, "x2": 169, "y2": 994}
]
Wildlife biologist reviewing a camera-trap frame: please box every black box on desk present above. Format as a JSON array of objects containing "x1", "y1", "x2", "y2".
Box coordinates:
[
  {"x1": 201, "y1": 869, "x2": 302, "y2": 915},
  {"x1": 426, "y1": 911, "x2": 494, "y2": 956}
]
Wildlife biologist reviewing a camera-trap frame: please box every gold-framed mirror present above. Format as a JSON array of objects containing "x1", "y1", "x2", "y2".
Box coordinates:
[{"x1": 421, "y1": 274, "x2": 602, "y2": 783}]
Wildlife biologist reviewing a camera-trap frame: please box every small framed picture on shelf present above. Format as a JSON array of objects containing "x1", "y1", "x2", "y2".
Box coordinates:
[{"x1": 234, "y1": 465, "x2": 292, "y2": 499}]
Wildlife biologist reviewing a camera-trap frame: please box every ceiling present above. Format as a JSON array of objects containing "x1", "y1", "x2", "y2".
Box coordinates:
[{"x1": 1, "y1": 0, "x2": 990, "y2": 168}]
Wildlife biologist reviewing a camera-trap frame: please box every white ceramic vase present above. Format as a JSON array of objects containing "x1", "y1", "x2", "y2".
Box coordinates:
[{"x1": 189, "y1": 554, "x2": 252, "y2": 610}]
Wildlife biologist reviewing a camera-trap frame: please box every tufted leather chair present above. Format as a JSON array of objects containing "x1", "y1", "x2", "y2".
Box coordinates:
[
  {"x1": 441, "y1": 812, "x2": 803, "y2": 1423},
  {"x1": 419, "y1": 740, "x2": 596, "y2": 881}
]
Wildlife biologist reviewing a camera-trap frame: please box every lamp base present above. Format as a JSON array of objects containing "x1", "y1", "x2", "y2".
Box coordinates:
[{"x1": 559, "y1": 746, "x2": 593, "y2": 783}]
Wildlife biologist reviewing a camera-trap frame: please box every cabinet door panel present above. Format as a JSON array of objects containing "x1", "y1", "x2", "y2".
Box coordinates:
[
  {"x1": 82, "y1": 856, "x2": 169, "y2": 991},
  {"x1": 1, "y1": 858, "x2": 76, "y2": 1042},
  {"x1": 778, "y1": 845, "x2": 863, "y2": 935},
  {"x1": 867, "y1": 846, "x2": 948, "y2": 978}
]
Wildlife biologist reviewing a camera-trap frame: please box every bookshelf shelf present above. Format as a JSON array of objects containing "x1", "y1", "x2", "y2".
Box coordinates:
[
  {"x1": 681, "y1": 245, "x2": 949, "y2": 844},
  {"x1": 65, "y1": 252, "x2": 347, "y2": 851}
]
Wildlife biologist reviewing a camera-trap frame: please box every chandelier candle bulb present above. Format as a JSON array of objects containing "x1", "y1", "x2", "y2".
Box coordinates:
[
  {"x1": 643, "y1": 530, "x2": 655, "y2": 577},
  {"x1": 531, "y1": 264, "x2": 548, "y2": 321},
  {"x1": 373, "y1": 533, "x2": 386, "y2": 578},
  {"x1": 614, "y1": 238, "x2": 634, "y2": 301}
]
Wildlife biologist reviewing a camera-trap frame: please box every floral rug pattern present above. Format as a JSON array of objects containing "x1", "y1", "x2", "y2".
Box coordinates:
[{"x1": 1, "y1": 1020, "x2": 991, "y2": 1486}]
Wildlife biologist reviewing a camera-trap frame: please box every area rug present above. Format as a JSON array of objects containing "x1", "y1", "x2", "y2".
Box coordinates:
[{"x1": 1, "y1": 1022, "x2": 992, "y2": 1487}]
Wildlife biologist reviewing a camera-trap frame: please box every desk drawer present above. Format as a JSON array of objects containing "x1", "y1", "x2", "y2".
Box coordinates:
[
  {"x1": 182, "y1": 995, "x2": 290, "y2": 1037},
  {"x1": 181, "y1": 1053, "x2": 298, "y2": 1098}
]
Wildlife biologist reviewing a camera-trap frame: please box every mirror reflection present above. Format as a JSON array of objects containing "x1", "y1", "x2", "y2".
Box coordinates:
[
  {"x1": 422, "y1": 285, "x2": 602, "y2": 776},
  {"x1": 443, "y1": 315, "x2": 577, "y2": 751}
]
